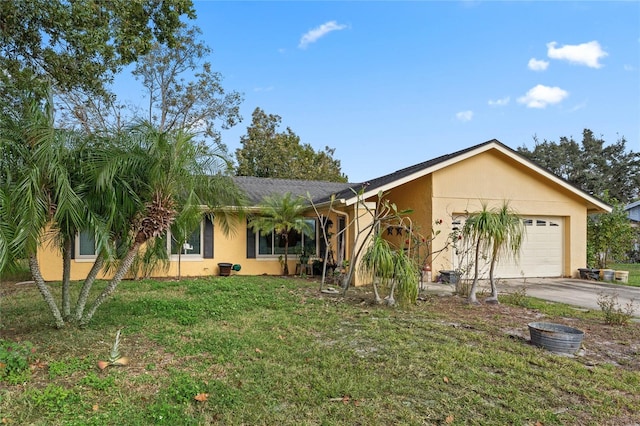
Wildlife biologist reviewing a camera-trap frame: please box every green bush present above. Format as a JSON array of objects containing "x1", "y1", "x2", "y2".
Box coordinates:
[
  {"x1": 501, "y1": 287, "x2": 529, "y2": 307},
  {"x1": 597, "y1": 293, "x2": 637, "y2": 325}
]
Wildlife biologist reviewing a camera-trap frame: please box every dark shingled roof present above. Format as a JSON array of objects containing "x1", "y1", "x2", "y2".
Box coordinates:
[
  {"x1": 232, "y1": 139, "x2": 609, "y2": 212},
  {"x1": 314, "y1": 139, "x2": 503, "y2": 203},
  {"x1": 232, "y1": 140, "x2": 502, "y2": 206},
  {"x1": 232, "y1": 176, "x2": 354, "y2": 205}
]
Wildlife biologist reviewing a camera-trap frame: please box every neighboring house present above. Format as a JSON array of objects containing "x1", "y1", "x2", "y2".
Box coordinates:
[
  {"x1": 624, "y1": 200, "x2": 640, "y2": 259},
  {"x1": 625, "y1": 200, "x2": 640, "y2": 225},
  {"x1": 38, "y1": 140, "x2": 611, "y2": 284}
]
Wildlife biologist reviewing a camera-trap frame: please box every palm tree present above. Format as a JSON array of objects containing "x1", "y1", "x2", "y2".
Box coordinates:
[
  {"x1": 486, "y1": 202, "x2": 524, "y2": 303},
  {"x1": 463, "y1": 201, "x2": 524, "y2": 304},
  {"x1": 359, "y1": 234, "x2": 395, "y2": 304},
  {"x1": 463, "y1": 203, "x2": 497, "y2": 304},
  {"x1": 80, "y1": 123, "x2": 230, "y2": 324},
  {"x1": 249, "y1": 192, "x2": 312, "y2": 275},
  {"x1": 0, "y1": 98, "x2": 86, "y2": 328},
  {"x1": 1, "y1": 93, "x2": 244, "y2": 327},
  {"x1": 358, "y1": 233, "x2": 420, "y2": 306}
]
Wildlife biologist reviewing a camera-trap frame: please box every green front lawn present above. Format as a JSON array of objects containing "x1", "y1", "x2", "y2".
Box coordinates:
[{"x1": 1, "y1": 276, "x2": 639, "y2": 425}]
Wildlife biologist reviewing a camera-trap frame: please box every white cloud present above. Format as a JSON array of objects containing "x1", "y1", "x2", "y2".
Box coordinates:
[
  {"x1": 624, "y1": 64, "x2": 635, "y2": 71},
  {"x1": 456, "y1": 110, "x2": 474, "y2": 122},
  {"x1": 298, "y1": 21, "x2": 347, "y2": 49},
  {"x1": 528, "y1": 58, "x2": 549, "y2": 71},
  {"x1": 546, "y1": 41, "x2": 608, "y2": 68},
  {"x1": 488, "y1": 96, "x2": 510, "y2": 107},
  {"x1": 517, "y1": 84, "x2": 569, "y2": 108}
]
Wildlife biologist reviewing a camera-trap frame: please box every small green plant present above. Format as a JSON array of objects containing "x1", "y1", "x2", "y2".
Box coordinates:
[
  {"x1": 502, "y1": 286, "x2": 529, "y2": 307},
  {"x1": 0, "y1": 339, "x2": 33, "y2": 383},
  {"x1": 29, "y1": 384, "x2": 80, "y2": 414},
  {"x1": 597, "y1": 293, "x2": 637, "y2": 325},
  {"x1": 80, "y1": 372, "x2": 116, "y2": 390},
  {"x1": 455, "y1": 279, "x2": 472, "y2": 297},
  {"x1": 48, "y1": 357, "x2": 92, "y2": 379},
  {"x1": 97, "y1": 328, "x2": 129, "y2": 370}
]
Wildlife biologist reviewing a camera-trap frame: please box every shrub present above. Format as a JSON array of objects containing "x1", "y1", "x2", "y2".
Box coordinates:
[
  {"x1": 597, "y1": 293, "x2": 637, "y2": 325},
  {"x1": 501, "y1": 286, "x2": 529, "y2": 307}
]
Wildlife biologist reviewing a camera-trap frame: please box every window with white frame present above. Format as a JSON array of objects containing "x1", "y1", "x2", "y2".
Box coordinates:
[
  {"x1": 169, "y1": 223, "x2": 203, "y2": 257},
  {"x1": 257, "y1": 218, "x2": 317, "y2": 256},
  {"x1": 76, "y1": 230, "x2": 97, "y2": 259}
]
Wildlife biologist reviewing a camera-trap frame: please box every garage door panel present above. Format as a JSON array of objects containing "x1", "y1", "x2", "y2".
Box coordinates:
[
  {"x1": 497, "y1": 216, "x2": 563, "y2": 278},
  {"x1": 453, "y1": 216, "x2": 563, "y2": 279}
]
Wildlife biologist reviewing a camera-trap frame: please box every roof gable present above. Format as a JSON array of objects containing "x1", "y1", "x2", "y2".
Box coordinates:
[{"x1": 328, "y1": 139, "x2": 610, "y2": 213}]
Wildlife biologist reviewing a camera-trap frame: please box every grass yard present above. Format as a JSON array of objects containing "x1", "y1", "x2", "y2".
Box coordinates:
[{"x1": 1, "y1": 276, "x2": 639, "y2": 425}]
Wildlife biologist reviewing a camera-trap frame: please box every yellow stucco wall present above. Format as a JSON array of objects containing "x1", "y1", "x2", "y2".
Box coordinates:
[
  {"x1": 381, "y1": 175, "x2": 434, "y2": 244},
  {"x1": 429, "y1": 150, "x2": 587, "y2": 277},
  {"x1": 38, "y1": 211, "x2": 351, "y2": 282}
]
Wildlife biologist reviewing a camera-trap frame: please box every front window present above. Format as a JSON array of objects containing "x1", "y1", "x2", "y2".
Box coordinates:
[
  {"x1": 169, "y1": 224, "x2": 203, "y2": 257},
  {"x1": 76, "y1": 230, "x2": 96, "y2": 259},
  {"x1": 257, "y1": 218, "x2": 317, "y2": 256}
]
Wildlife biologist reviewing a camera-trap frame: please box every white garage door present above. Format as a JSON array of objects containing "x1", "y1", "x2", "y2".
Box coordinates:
[{"x1": 452, "y1": 216, "x2": 564, "y2": 279}]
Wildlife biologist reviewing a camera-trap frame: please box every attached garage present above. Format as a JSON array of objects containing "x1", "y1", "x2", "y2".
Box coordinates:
[
  {"x1": 452, "y1": 216, "x2": 564, "y2": 279},
  {"x1": 342, "y1": 140, "x2": 611, "y2": 280}
]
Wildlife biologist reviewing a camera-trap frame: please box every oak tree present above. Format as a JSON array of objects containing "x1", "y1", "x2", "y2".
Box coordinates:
[
  {"x1": 0, "y1": 0, "x2": 195, "y2": 101},
  {"x1": 518, "y1": 129, "x2": 639, "y2": 203},
  {"x1": 236, "y1": 107, "x2": 347, "y2": 182}
]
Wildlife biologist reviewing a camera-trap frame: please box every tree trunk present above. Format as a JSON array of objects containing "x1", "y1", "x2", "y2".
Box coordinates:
[
  {"x1": 283, "y1": 238, "x2": 289, "y2": 275},
  {"x1": 80, "y1": 242, "x2": 140, "y2": 326},
  {"x1": 177, "y1": 250, "x2": 182, "y2": 280},
  {"x1": 486, "y1": 248, "x2": 499, "y2": 302},
  {"x1": 372, "y1": 277, "x2": 382, "y2": 304},
  {"x1": 61, "y1": 237, "x2": 72, "y2": 319},
  {"x1": 319, "y1": 246, "x2": 330, "y2": 291},
  {"x1": 29, "y1": 254, "x2": 65, "y2": 328},
  {"x1": 385, "y1": 278, "x2": 397, "y2": 306},
  {"x1": 467, "y1": 238, "x2": 482, "y2": 304},
  {"x1": 74, "y1": 254, "x2": 104, "y2": 321}
]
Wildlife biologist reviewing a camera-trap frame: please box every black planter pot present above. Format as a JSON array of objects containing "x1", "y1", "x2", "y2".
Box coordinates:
[
  {"x1": 578, "y1": 268, "x2": 599, "y2": 280},
  {"x1": 218, "y1": 263, "x2": 232, "y2": 277},
  {"x1": 439, "y1": 270, "x2": 460, "y2": 284}
]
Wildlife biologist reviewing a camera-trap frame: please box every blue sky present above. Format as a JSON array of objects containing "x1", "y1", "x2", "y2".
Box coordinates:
[{"x1": 128, "y1": 1, "x2": 640, "y2": 183}]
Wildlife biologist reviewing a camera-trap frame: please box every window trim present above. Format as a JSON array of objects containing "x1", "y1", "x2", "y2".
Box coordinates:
[
  {"x1": 75, "y1": 230, "x2": 97, "y2": 261},
  {"x1": 254, "y1": 218, "x2": 318, "y2": 258},
  {"x1": 168, "y1": 221, "x2": 204, "y2": 260}
]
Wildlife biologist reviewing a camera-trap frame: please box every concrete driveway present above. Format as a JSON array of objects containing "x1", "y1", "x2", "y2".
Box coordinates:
[
  {"x1": 423, "y1": 278, "x2": 640, "y2": 317},
  {"x1": 496, "y1": 278, "x2": 640, "y2": 316}
]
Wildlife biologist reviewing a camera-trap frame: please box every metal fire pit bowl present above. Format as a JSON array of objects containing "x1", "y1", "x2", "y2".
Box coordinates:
[{"x1": 528, "y1": 322, "x2": 585, "y2": 354}]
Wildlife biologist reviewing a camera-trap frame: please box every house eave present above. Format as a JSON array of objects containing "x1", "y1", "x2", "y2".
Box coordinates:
[{"x1": 343, "y1": 141, "x2": 613, "y2": 213}]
